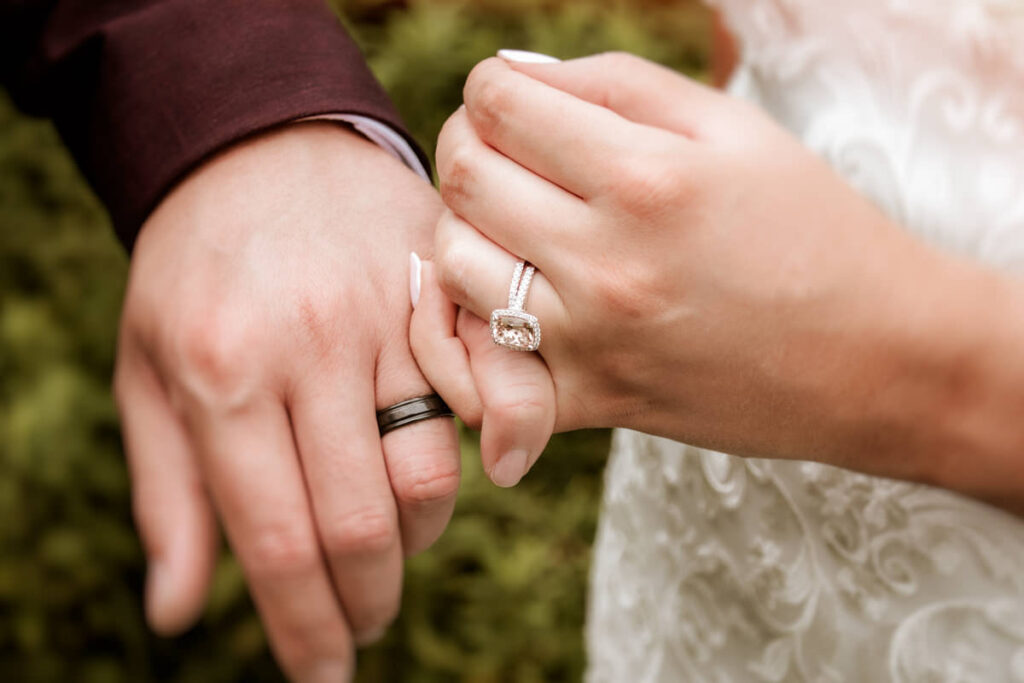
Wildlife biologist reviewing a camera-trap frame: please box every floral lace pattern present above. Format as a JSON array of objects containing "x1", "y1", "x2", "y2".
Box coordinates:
[{"x1": 586, "y1": 2, "x2": 1024, "y2": 681}]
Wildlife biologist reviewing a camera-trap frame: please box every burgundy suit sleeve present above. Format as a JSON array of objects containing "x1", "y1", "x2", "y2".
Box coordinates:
[{"x1": 1, "y1": 0, "x2": 428, "y2": 251}]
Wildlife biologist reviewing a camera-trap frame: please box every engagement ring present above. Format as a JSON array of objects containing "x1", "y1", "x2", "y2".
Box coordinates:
[{"x1": 490, "y1": 260, "x2": 541, "y2": 352}]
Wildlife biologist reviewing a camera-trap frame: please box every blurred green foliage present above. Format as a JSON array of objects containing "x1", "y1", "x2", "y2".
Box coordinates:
[{"x1": 1, "y1": 1, "x2": 709, "y2": 680}]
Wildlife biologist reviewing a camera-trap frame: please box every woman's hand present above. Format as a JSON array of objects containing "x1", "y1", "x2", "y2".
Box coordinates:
[{"x1": 413, "y1": 53, "x2": 1024, "y2": 504}]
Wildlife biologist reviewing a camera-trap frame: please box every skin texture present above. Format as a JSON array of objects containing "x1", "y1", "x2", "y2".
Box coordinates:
[
  {"x1": 412, "y1": 54, "x2": 1024, "y2": 513},
  {"x1": 114, "y1": 122, "x2": 460, "y2": 682}
]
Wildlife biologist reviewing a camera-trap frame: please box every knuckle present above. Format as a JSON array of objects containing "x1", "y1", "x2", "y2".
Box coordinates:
[
  {"x1": 321, "y1": 507, "x2": 398, "y2": 558},
  {"x1": 438, "y1": 144, "x2": 477, "y2": 208},
  {"x1": 466, "y1": 70, "x2": 515, "y2": 137},
  {"x1": 488, "y1": 395, "x2": 550, "y2": 430},
  {"x1": 392, "y1": 458, "x2": 460, "y2": 508},
  {"x1": 435, "y1": 235, "x2": 471, "y2": 307},
  {"x1": 599, "y1": 50, "x2": 644, "y2": 73},
  {"x1": 171, "y1": 307, "x2": 255, "y2": 402},
  {"x1": 584, "y1": 52, "x2": 645, "y2": 110},
  {"x1": 247, "y1": 524, "x2": 321, "y2": 581}
]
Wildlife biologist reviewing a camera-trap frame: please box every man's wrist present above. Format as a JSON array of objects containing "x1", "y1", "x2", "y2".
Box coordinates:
[
  {"x1": 298, "y1": 114, "x2": 430, "y2": 182},
  {"x1": 139, "y1": 120, "x2": 436, "y2": 254}
]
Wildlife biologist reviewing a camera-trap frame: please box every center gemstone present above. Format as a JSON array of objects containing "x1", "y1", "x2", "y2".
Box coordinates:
[{"x1": 490, "y1": 309, "x2": 541, "y2": 352}]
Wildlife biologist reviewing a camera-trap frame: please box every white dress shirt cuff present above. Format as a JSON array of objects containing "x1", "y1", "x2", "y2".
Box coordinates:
[{"x1": 298, "y1": 113, "x2": 431, "y2": 182}]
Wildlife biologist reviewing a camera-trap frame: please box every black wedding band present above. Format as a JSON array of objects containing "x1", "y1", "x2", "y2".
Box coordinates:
[{"x1": 376, "y1": 394, "x2": 454, "y2": 436}]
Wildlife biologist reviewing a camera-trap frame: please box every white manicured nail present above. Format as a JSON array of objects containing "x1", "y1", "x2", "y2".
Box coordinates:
[
  {"x1": 490, "y1": 449, "x2": 529, "y2": 488},
  {"x1": 409, "y1": 251, "x2": 422, "y2": 309},
  {"x1": 497, "y1": 49, "x2": 561, "y2": 64}
]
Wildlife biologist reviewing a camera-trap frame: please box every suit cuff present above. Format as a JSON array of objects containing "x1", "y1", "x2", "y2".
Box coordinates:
[{"x1": 40, "y1": 0, "x2": 429, "y2": 252}]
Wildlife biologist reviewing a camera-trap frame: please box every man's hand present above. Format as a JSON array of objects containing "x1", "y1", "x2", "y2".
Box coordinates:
[{"x1": 113, "y1": 122, "x2": 458, "y2": 681}]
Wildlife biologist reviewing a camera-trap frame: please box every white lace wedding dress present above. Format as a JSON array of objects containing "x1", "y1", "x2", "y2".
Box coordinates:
[{"x1": 585, "y1": 1, "x2": 1024, "y2": 681}]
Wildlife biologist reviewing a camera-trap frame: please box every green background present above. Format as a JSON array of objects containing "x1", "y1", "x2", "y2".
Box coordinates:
[{"x1": 0, "y1": 1, "x2": 710, "y2": 680}]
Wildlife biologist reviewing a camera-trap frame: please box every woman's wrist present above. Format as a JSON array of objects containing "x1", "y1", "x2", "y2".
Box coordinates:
[
  {"x1": 828, "y1": 238, "x2": 1024, "y2": 507},
  {"x1": 920, "y1": 257, "x2": 1024, "y2": 506}
]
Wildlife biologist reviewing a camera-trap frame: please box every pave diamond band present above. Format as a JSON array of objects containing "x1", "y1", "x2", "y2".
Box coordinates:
[
  {"x1": 507, "y1": 260, "x2": 534, "y2": 311},
  {"x1": 490, "y1": 261, "x2": 541, "y2": 352}
]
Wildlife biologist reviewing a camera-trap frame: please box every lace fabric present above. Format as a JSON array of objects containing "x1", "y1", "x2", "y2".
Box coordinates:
[{"x1": 585, "y1": 2, "x2": 1024, "y2": 681}]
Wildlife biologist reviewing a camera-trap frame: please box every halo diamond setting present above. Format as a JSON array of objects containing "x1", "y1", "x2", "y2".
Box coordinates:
[
  {"x1": 490, "y1": 308, "x2": 541, "y2": 351},
  {"x1": 490, "y1": 261, "x2": 541, "y2": 352}
]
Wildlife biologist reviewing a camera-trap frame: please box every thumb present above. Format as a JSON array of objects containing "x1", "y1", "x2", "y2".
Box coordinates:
[{"x1": 455, "y1": 309, "x2": 556, "y2": 488}]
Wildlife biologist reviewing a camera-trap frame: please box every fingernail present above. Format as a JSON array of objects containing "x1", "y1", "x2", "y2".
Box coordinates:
[
  {"x1": 490, "y1": 449, "x2": 529, "y2": 488},
  {"x1": 354, "y1": 624, "x2": 387, "y2": 648},
  {"x1": 308, "y1": 659, "x2": 351, "y2": 683},
  {"x1": 497, "y1": 49, "x2": 561, "y2": 64},
  {"x1": 409, "y1": 251, "x2": 422, "y2": 309},
  {"x1": 145, "y1": 560, "x2": 170, "y2": 629}
]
